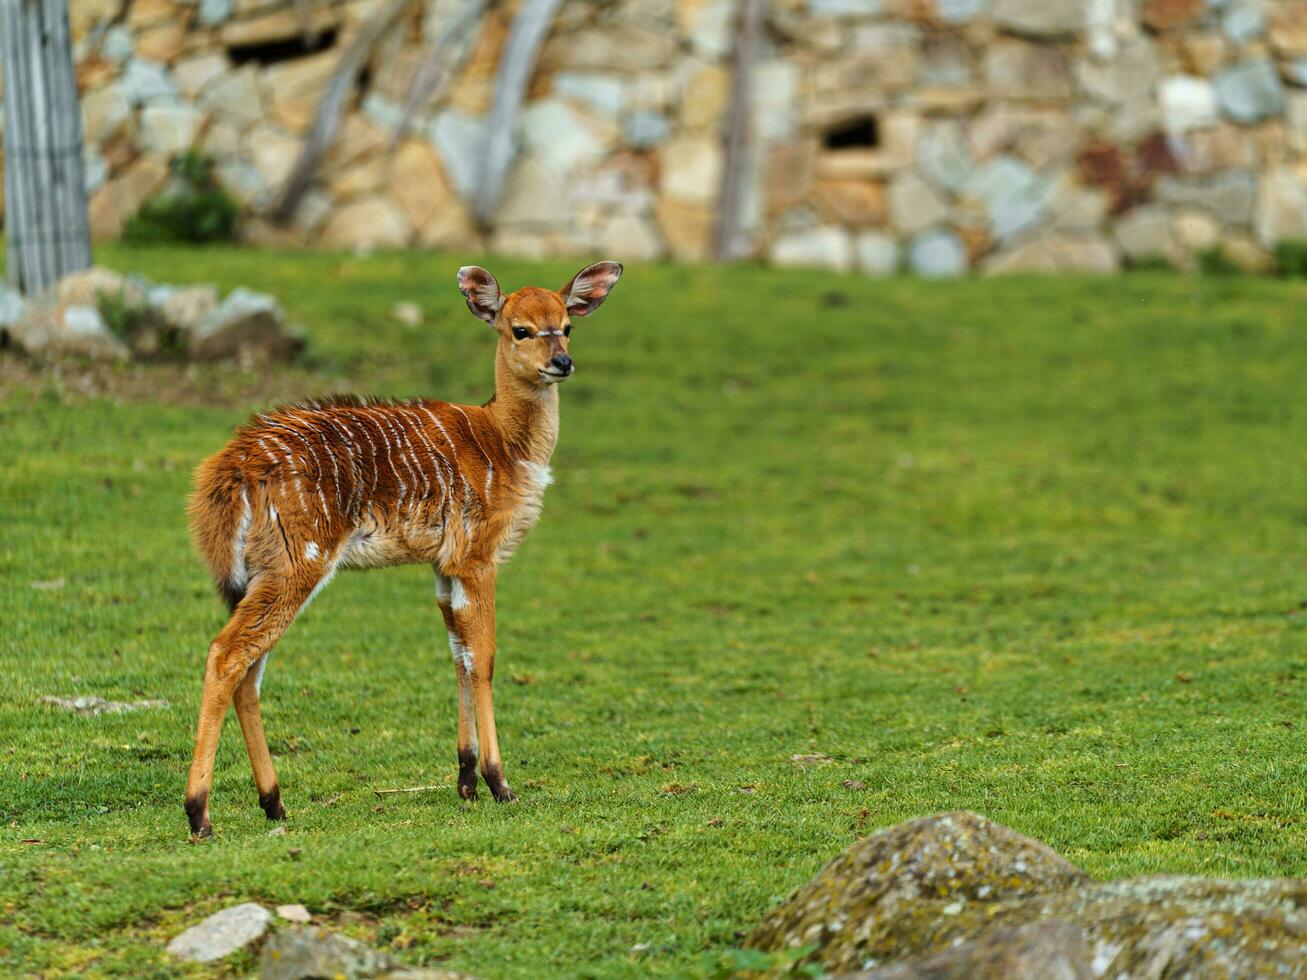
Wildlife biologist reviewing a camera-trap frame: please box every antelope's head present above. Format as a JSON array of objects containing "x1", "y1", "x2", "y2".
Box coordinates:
[{"x1": 457, "y1": 262, "x2": 623, "y2": 388}]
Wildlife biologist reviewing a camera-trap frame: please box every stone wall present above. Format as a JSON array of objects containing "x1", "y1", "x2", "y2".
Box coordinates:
[{"x1": 13, "y1": 0, "x2": 1307, "y2": 273}]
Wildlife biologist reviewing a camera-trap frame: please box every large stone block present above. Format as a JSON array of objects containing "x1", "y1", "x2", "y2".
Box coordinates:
[
  {"x1": 771, "y1": 226, "x2": 854, "y2": 270},
  {"x1": 88, "y1": 154, "x2": 170, "y2": 239},
  {"x1": 748, "y1": 811, "x2": 1307, "y2": 977},
  {"x1": 1269, "y1": 2, "x2": 1307, "y2": 56},
  {"x1": 1155, "y1": 171, "x2": 1257, "y2": 225},
  {"x1": 1255, "y1": 167, "x2": 1307, "y2": 244},
  {"x1": 139, "y1": 105, "x2": 204, "y2": 156},
  {"x1": 985, "y1": 40, "x2": 1072, "y2": 101},
  {"x1": 909, "y1": 229, "x2": 968, "y2": 278},
  {"x1": 1214, "y1": 61, "x2": 1286, "y2": 124},
  {"x1": 992, "y1": 0, "x2": 1085, "y2": 38},
  {"x1": 660, "y1": 138, "x2": 723, "y2": 204}
]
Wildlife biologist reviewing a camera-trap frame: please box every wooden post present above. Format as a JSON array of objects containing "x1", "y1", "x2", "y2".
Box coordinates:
[
  {"x1": 1, "y1": 0, "x2": 92, "y2": 295},
  {"x1": 714, "y1": 0, "x2": 765, "y2": 262}
]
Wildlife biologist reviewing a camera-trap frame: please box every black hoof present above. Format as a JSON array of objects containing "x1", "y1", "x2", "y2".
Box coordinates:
[
  {"x1": 482, "y1": 764, "x2": 516, "y2": 803},
  {"x1": 458, "y1": 749, "x2": 479, "y2": 801},
  {"x1": 259, "y1": 786, "x2": 287, "y2": 821},
  {"x1": 185, "y1": 792, "x2": 211, "y2": 838}
]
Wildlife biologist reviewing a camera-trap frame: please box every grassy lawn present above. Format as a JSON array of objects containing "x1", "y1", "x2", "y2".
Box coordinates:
[{"x1": 3, "y1": 248, "x2": 1307, "y2": 977}]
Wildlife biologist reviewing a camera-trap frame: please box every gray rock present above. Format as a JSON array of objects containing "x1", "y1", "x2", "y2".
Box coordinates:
[
  {"x1": 992, "y1": 0, "x2": 1084, "y2": 37},
  {"x1": 1114, "y1": 206, "x2": 1177, "y2": 261},
  {"x1": 552, "y1": 72, "x2": 627, "y2": 118},
  {"x1": 429, "y1": 110, "x2": 486, "y2": 201},
  {"x1": 81, "y1": 84, "x2": 132, "y2": 144},
  {"x1": 749, "y1": 812, "x2": 1307, "y2": 977},
  {"x1": 1214, "y1": 60, "x2": 1285, "y2": 123},
  {"x1": 888, "y1": 172, "x2": 951, "y2": 235},
  {"x1": 83, "y1": 151, "x2": 109, "y2": 195},
  {"x1": 917, "y1": 121, "x2": 972, "y2": 192},
  {"x1": 1159, "y1": 74, "x2": 1219, "y2": 134},
  {"x1": 197, "y1": 0, "x2": 232, "y2": 26},
  {"x1": 200, "y1": 67, "x2": 262, "y2": 129},
  {"x1": 855, "y1": 232, "x2": 900, "y2": 276},
  {"x1": 9, "y1": 299, "x2": 130, "y2": 362},
  {"x1": 188, "y1": 288, "x2": 299, "y2": 361},
  {"x1": 0, "y1": 285, "x2": 26, "y2": 330},
  {"x1": 40, "y1": 695, "x2": 170, "y2": 715},
  {"x1": 167, "y1": 903, "x2": 271, "y2": 963},
  {"x1": 1223, "y1": 2, "x2": 1266, "y2": 42},
  {"x1": 963, "y1": 156, "x2": 1047, "y2": 241},
  {"x1": 121, "y1": 58, "x2": 176, "y2": 106},
  {"x1": 771, "y1": 226, "x2": 854, "y2": 270},
  {"x1": 215, "y1": 160, "x2": 269, "y2": 209},
  {"x1": 101, "y1": 25, "x2": 134, "y2": 64},
  {"x1": 361, "y1": 94, "x2": 405, "y2": 133},
  {"x1": 909, "y1": 229, "x2": 968, "y2": 278},
  {"x1": 1255, "y1": 167, "x2": 1307, "y2": 244},
  {"x1": 520, "y1": 99, "x2": 605, "y2": 177},
  {"x1": 985, "y1": 233, "x2": 1120, "y2": 274},
  {"x1": 860, "y1": 921, "x2": 1095, "y2": 979},
  {"x1": 497, "y1": 158, "x2": 570, "y2": 226},
  {"x1": 683, "y1": 0, "x2": 734, "y2": 58},
  {"x1": 154, "y1": 284, "x2": 220, "y2": 331},
  {"x1": 806, "y1": 0, "x2": 881, "y2": 15},
  {"x1": 1155, "y1": 171, "x2": 1257, "y2": 224},
  {"x1": 937, "y1": 0, "x2": 987, "y2": 24},
  {"x1": 625, "y1": 110, "x2": 670, "y2": 148},
  {"x1": 139, "y1": 105, "x2": 204, "y2": 156},
  {"x1": 260, "y1": 926, "x2": 475, "y2": 978},
  {"x1": 1076, "y1": 40, "x2": 1161, "y2": 108}
]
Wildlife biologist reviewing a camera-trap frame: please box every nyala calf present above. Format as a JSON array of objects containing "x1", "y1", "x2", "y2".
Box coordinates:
[{"x1": 184, "y1": 262, "x2": 623, "y2": 838}]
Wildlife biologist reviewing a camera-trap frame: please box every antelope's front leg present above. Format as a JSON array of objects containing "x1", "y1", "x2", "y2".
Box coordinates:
[
  {"x1": 448, "y1": 567, "x2": 515, "y2": 803},
  {"x1": 436, "y1": 571, "x2": 478, "y2": 800}
]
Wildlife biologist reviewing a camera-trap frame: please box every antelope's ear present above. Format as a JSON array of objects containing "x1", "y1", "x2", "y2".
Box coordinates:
[
  {"x1": 561, "y1": 261, "x2": 623, "y2": 317},
  {"x1": 457, "y1": 266, "x2": 504, "y2": 324}
]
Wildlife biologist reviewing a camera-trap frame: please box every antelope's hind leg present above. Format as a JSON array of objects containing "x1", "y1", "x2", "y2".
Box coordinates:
[
  {"x1": 184, "y1": 575, "x2": 316, "y2": 838},
  {"x1": 234, "y1": 654, "x2": 286, "y2": 821}
]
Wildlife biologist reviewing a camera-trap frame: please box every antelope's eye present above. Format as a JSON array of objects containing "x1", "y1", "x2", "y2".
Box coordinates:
[
  {"x1": 563, "y1": 324, "x2": 571, "y2": 337},
  {"x1": 512, "y1": 326, "x2": 529, "y2": 340}
]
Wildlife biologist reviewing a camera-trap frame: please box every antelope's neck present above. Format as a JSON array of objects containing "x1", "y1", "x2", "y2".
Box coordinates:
[{"x1": 488, "y1": 346, "x2": 560, "y2": 467}]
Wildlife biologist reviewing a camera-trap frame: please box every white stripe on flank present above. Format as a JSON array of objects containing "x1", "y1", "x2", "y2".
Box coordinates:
[
  {"x1": 305, "y1": 541, "x2": 319, "y2": 561},
  {"x1": 232, "y1": 487, "x2": 252, "y2": 589},
  {"x1": 402, "y1": 409, "x2": 452, "y2": 503},
  {"x1": 484, "y1": 461, "x2": 494, "y2": 498}
]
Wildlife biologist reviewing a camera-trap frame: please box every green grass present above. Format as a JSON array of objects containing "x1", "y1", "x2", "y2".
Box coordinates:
[{"x1": 3, "y1": 248, "x2": 1307, "y2": 977}]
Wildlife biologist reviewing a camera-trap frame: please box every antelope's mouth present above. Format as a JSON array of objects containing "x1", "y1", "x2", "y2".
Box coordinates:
[{"x1": 538, "y1": 369, "x2": 572, "y2": 383}]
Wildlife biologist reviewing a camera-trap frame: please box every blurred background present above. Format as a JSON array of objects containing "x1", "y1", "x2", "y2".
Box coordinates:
[
  {"x1": 7, "y1": 0, "x2": 1307, "y2": 283},
  {"x1": 7, "y1": 4, "x2": 1307, "y2": 977}
]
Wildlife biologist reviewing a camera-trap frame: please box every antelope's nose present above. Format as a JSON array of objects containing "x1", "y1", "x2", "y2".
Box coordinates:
[{"x1": 551, "y1": 354, "x2": 573, "y2": 375}]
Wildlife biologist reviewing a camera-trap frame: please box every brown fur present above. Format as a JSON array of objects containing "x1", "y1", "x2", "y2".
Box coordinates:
[{"x1": 182, "y1": 263, "x2": 622, "y2": 837}]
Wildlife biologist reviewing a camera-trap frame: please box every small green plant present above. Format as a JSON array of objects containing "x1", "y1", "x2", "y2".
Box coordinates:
[
  {"x1": 123, "y1": 152, "x2": 240, "y2": 245},
  {"x1": 1125, "y1": 254, "x2": 1174, "y2": 273},
  {"x1": 1197, "y1": 247, "x2": 1241, "y2": 278},
  {"x1": 1274, "y1": 239, "x2": 1307, "y2": 279},
  {"x1": 96, "y1": 288, "x2": 185, "y2": 358}
]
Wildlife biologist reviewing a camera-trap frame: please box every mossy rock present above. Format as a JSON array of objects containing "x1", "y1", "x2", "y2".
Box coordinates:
[{"x1": 749, "y1": 811, "x2": 1307, "y2": 977}]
